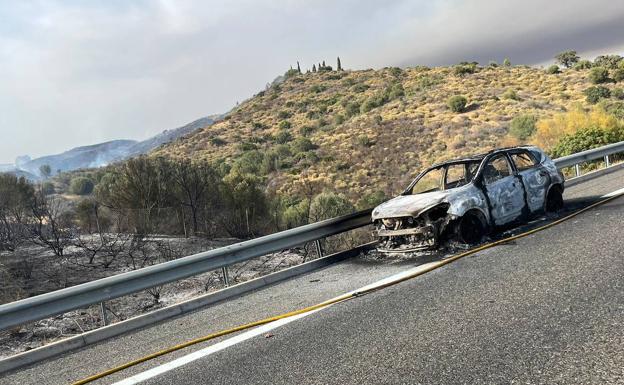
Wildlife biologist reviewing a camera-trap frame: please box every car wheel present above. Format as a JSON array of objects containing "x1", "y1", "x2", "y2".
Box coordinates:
[
  {"x1": 456, "y1": 212, "x2": 485, "y2": 245},
  {"x1": 545, "y1": 186, "x2": 564, "y2": 213}
]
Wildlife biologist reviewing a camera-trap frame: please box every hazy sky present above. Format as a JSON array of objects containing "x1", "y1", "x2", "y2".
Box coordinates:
[{"x1": 1, "y1": 0, "x2": 624, "y2": 164}]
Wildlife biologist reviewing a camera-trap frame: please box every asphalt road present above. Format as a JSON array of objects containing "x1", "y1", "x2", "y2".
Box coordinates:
[{"x1": 2, "y1": 167, "x2": 623, "y2": 385}]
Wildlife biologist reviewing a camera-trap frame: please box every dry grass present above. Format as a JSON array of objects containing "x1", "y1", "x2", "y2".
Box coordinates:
[{"x1": 154, "y1": 64, "x2": 606, "y2": 199}]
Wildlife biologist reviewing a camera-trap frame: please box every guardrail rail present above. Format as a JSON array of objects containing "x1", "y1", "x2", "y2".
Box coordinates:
[{"x1": 1, "y1": 140, "x2": 623, "y2": 331}]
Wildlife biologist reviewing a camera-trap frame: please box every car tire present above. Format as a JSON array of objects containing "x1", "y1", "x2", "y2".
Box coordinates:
[
  {"x1": 545, "y1": 186, "x2": 564, "y2": 213},
  {"x1": 456, "y1": 212, "x2": 485, "y2": 245}
]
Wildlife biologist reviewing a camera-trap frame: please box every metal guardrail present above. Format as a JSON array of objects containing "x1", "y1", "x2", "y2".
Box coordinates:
[{"x1": 1, "y1": 140, "x2": 623, "y2": 331}]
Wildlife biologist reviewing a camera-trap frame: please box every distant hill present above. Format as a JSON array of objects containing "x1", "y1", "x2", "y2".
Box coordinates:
[
  {"x1": 8, "y1": 115, "x2": 221, "y2": 180},
  {"x1": 153, "y1": 62, "x2": 617, "y2": 199}
]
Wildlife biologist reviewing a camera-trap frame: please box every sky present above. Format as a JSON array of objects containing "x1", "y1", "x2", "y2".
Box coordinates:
[{"x1": 1, "y1": 0, "x2": 624, "y2": 164}]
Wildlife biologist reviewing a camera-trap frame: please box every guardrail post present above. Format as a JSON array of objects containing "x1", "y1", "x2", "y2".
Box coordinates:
[
  {"x1": 315, "y1": 239, "x2": 323, "y2": 258},
  {"x1": 574, "y1": 164, "x2": 581, "y2": 177},
  {"x1": 221, "y1": 266, "x2": 230, "y2": 287},
  {"x1": 100, "y1": 302, "x2": 108, "y2": 326},
  {"x1": 605, "y1": 155, "x2": 610, "y2": 168}
]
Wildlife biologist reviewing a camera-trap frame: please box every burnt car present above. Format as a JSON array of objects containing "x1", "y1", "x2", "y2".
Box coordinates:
[{"x1": 372, "y1": 146, "x2": 564, "y2": 253}]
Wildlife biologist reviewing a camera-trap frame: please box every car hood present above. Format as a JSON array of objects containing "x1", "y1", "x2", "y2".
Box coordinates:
[{"x1": 371, "y1": 191, "x2": 450, "y2": 220}]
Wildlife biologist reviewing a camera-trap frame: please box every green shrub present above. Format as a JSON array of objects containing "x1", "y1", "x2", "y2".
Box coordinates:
[
  {"x1": 603, "y1": 101, "x2": 624, "y2": 119},
  {"x1": 546, "y1": 65, "x2": 560, "y2": 74},
  {"x1": 551, "y1": 126, "x2": 624, "y2": 158},
  {"x1": 282, "y1": 199, "x2": 310, "y2": 228},
  {"x1": 310, "y1": 84, "x2": 326, "y2": 93},
  {"x1": 298, "y1": 125, "x2": 315, "y2": 136},
  {"x1": 454, "y1": 63, "x2": 477, "y2": 76},
  {"x1": 612, "y1": 69, "x2": 624, "y2": 82},
  {"x1": 573, "y1": 60, "x2": 593, "y2": 70},
  {"x1": 509, "y1": 114, "x2": 537, "y2": 140},
  {"x1": 351, "y1": 83, "x2": 369, "y2": 93},
  {"x1": 447, "y1": 95, "x2": 467, "y2": 113},
  {"x1": 334, "y1": 114, "x2": 346, "y2": 125},
  {"x1": 588, "y1": 67, "x2": 610, "y2": 84},
  {"x1": 274, "y1": 130, "x2": 293, "y2": 144},
  {"x1": 309, "y1": 191, "x2": 354, "y2": 222},
  {"x1": 611, "y1": 88, "x2": 624, "y2": 100},
  {"x1": 345, "y1": 102, "x2": 361, "y2": 117},
  {"x1": 502, "y1": 89, "x2": 520, "y2": 100},
  {"x1": 291, "y1": 137, "x2": 317, "y2": 153},
  {"x1": 277, "y1": 110, "x2": 291, "y2": 119},
  {"x1": 357, "y1": 135, "x2": 374, "y2": 147},
  {"x1": 70, "y1": 177, "x2": 94, "y2": 195},
  {"x1": 503, "y1": 58, "x2": 511, "y2": 67},
  {"x1": 356, "y1": 190, "x2": 386, "y2": 210},
  {"x1": 238, "y1": 142, "x2": 258, "y2": 151},
  {"x1": 210, "y1": 137, "x2": 226, "y2": 146},
  {"x1": 584, "y1": 86, "x2": 611, "y2": 104},
  {"x1": 278, "y1": 120, "x2": 291, "y2": 129}
]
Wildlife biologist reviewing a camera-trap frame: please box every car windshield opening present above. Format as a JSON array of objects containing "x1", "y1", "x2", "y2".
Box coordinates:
[{"x1": 409, "y1": 161, "x2": 480, "y2": 194}]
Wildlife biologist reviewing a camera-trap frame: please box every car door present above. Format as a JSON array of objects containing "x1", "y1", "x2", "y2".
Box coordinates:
[
  {"x1": 482, "y1": 153, "x2": 525, "y2": 225},
  {"x1": 509, "y1": 150, "x2": 548, "y2": 213}
]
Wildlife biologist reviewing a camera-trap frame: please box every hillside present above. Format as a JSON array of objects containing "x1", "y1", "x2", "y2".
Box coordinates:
[
  {"x1": 155, "y1": 63, "x2": 610, "y2": 200},
  {"x1": 9, "y1": 115, "x2": 221, "y2": 179}
]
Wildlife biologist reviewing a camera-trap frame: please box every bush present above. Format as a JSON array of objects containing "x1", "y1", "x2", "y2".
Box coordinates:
[
  {"x1": 345, "y1": 102, "x2": 361, "y2": 117},
  {"x1": 584, "y1": 86, "x2": 611, "y2": 104},
  {"x1": 454, "y1": 63, "x2": 477, "y2": 76},
  {"x1": 546, "y1": 65, "x2": 560, "y2": 74},
  {"x1": 291, "y1": 137, "x2": 317, "y2": 153},
  {"x1": 447, "y1": 95, "x2": 467, "y2": 113},
  {"x1": 274, "y1": 130, "x2": 293, "y2": 144},
  {"x1": 309, "y1": 191, "x2": 354, "y2": 222},
  {"x1": 277, "y1": 110, "x2": 291, "y2": 119},
  {"x1": 210, "y1": 137, "x2": 226, "y2": 146},
  {"x1": 588, "y1": 67, "x2": 610, "y2": 84},
  {"x1": 502, "y1": 89, "x2": 520, "y2": 100},
  {"x1": 278, "y1": 120, "x2": 291, "y2": 129},
  {"x1": 357, "y1": 135, "x2": 374, "y2": 147},
  {"x1": 281, "y1": 199, "x2": 310, "y2": 228},
  {"x1": 509, "y1": 114, "x2": 537, "y2": 140},
  {"x1": 573, "y1": 60, "x2": 593, "y2": 70},
  {"x1": 613, "y1": 69, "x2": 624, "y2": 82},
  {"x1": 356, "y1": 190, "x2": 386, "y2": 210},
  {"x1": 551, "y1": 126, "x2": 624, "y2": 158},
  {"x1": 612, "y1": 88, "x2": 624, "y2": 100},
  {"x1": 351, "y1": 83, "x2": 369, "y2": 93},
  {"x1": 70, "y1": 177, "x2": 94, "y2": 195}
]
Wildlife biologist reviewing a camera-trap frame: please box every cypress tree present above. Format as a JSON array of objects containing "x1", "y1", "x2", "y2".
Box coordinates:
[
  {"x1": 297, "y1": 61, "x2": 301, "y2": 73},
  {"x1": 312, "y1": 64, "x2": 317, "y2": 72},
  {"x1": 337, "y1": 57, "x2": 342, "y2": 71},
  {"x1": 322, "y1": 60, "x2": 326, "y2": 67}
]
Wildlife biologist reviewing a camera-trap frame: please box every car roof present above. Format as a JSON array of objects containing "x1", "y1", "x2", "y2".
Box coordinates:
[{"x1": 429, "y1": 146, "x2": 538, "y2": 168}]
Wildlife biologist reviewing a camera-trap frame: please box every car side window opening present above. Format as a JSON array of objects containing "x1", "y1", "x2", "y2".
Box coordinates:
[
  {"x1": 411, "y1": 167, "x2": 444, "y2": 194},
  {"x1": 483, "y1": 155, "x2": 512, "y2": 184},
  {"x1": 511, "y1": 151, "x2": 538, "y2": 171},
  {"x1": 445, "y1": 163, "x2": 467, "y2": 189}
]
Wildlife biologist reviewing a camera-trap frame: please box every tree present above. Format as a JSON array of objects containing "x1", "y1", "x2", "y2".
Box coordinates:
[
  {"x1": 170, "y1": 159, "x2": 220, "y2": 236},
  {"x1": 594, "y1": 55, "x2": 623, "y2": 69},
  {"x1": 573, "y1": 60, "x2": 593, "y2": 70},
  {"x1": 29, "y1": 193, "x2": 75, "y2": 257},
  {"x1": 588, "y1": 67, "x2": 610, "y2": 84},
  {"x1": 0, "y1": 174, "x2": 35, "y2": 251},
  {"x1": 613, "y1": 69, "x2": 624, "y2": 82},
  {"x1": 39, "y1": 164, "x2": 51, "y2": 179},
  {"x1": 312, "y1": 64, "x2": 317, "y2": 72},
  {"x1": 509, "y1": 114, "x2": 537, "y2": 140},
  {"x1": 337, "y1": 56, "x2": 342, "y2": 71},
  {"x1": 447, "y1": 95, "x2": 467, "y2": 113},
  {"x1": 297, "y1": 61, "x2": 301, "y2": 74},
  {"x1": 503, "y1": 57, "x2": 511, "y2": 67},
  {"x1": 555, "y1": 50, "x2": 579, "y2": 68},
  {"x1": 70, "y1": 177, "x2": 95, "y2": 195}
]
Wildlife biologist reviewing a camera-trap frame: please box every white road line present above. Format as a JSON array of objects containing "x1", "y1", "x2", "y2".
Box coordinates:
[
  {"x1": 111, "y1": 186, "x2": 624, "y2": 385},
  {"x1": 601, "y1": 186, "x2": 624, "y2": 198},
  {"x1": 111, "y1": 261, "x2": 440, "y2": 385}
]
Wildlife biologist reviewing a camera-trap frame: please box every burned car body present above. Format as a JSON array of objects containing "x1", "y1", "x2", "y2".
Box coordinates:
[{"x1": 372, "y1": 146, "x2": 564, "y2": 253}]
